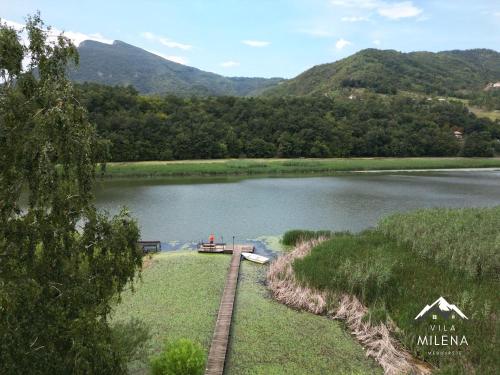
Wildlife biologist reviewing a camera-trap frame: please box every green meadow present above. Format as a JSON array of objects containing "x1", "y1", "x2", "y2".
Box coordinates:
[{"x1": 102, "y1": 157, "x2": 500, "y2": 178}]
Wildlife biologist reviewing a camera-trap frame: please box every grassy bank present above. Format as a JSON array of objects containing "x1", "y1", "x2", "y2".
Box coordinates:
[
  {"x1": 101, "y1": 157, "x2": 500, "y2": 178},
  {"x1": 111, "y1": 251, "x2": 230, "y2": 374},
  {"x1": 292, "y1": 207, "x2": 500, "y2": 374},
  {"x1": 226, "y1": 262, "x2": 381, "y2": 375}
]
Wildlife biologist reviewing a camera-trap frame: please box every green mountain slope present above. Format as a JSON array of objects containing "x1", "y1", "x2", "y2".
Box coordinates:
[
  {"x1": 263, "y1": 48, "x2": 500, "y2": 97},
  {"x1": 68, "y1": 40, "x2": 282, "y2": 96}
]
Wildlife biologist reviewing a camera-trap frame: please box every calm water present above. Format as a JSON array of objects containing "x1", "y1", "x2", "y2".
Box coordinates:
[{"x1": 94, "y1": 172, "x2": 500, "y2": 243}]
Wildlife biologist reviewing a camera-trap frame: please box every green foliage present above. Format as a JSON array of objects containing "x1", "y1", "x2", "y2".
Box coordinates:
[
  {"x1": 111, "y1": 319, "x2": 151, "y2": 365},
  {"x1": 150, "y1": 339, "x2": 206, "y2": 375},
  {"x1": 469, "y1": 90, "x2": 500, "y2": 111},
  {"x1": 0, "y1": 13, "x2": 142, "y2": 374},
  {"x1": 68, "y1": 40, "x2": 282, "y2": 96},
  {"x1": 264, "y1": 48, "x2": 500, "y2": 97},
  {"x1": 292, "y1": 209, "x2": 500, "y2": 374},
  {"x1": 281, "y1": 229, "x2": 332, "y2": 246},
  {"x1": 379, "y1": 207, "x2": 500, "y2": 279},
  {"x1": 75, "y1": 84, "x2": 500, "y2": 161},
  {"x1": 462, "y1": 131, "x2": 495, "y2": 156}
]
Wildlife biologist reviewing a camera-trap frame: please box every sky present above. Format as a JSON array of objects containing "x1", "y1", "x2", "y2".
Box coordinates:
[{"x1": 1, "y1": 0, "x2": 499, "y2": 78}]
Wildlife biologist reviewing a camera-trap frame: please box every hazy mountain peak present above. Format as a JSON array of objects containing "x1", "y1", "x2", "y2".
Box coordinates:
[{"x1": 68, "y1": 39, "x2": 284, "y2": 96}]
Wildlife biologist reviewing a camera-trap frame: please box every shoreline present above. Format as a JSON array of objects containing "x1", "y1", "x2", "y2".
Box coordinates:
[{"x1": 99, "y1": 158, "x2": 500, "y2": 179}]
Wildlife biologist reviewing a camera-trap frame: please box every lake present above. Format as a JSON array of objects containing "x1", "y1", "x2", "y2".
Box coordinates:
[{"x1": 94, "y1": 171, "x2": 500, "y2": 243}]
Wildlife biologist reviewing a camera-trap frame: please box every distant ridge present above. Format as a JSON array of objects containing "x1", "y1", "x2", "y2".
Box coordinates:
[
  {"x1": 68, "y1": 40, "x2": 283, "y2": 96},
  {"x1": 262, "y1": 48, "x2": 500, "y2": 97}
]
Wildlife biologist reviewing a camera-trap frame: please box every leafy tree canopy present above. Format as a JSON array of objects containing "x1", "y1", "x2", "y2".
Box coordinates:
[{"x1": 0, "y1": 13, "x2": 142, "y2": 374}]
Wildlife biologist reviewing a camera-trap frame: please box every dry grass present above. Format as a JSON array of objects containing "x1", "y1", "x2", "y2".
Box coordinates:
[
  {"x1": 267, "y1": 239, "x2": 432, "y2": 375},
  {"x1": 267, "y1": 239, "x2": 328, "y2": 314}
]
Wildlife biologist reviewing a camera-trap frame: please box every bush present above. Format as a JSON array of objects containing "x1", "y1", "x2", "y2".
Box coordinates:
[
  {"x1": 281, "y1": 229, "x2": 333, "y2": 247},
  {"x1": 150, "y1": 339, "x2": 206, "y2": 375},
  {"x1": 111, "y1": 318, "x2": 150, "y2": 364}
]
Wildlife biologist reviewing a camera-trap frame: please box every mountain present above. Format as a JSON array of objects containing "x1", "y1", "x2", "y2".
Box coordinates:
[
  {"x1": 414, "y1": 297, "x2": 468, "y2": 321},
  {"x1": 68, "y1": 40, "x2": 283, "y2": 96},
  {"x1": 263, "y1": 48, "x2": 500, "y2": 97}
]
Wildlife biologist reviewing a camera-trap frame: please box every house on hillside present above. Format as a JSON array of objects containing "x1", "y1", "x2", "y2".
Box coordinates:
[
  {"x1": 485, "y1": 82, "x2": 500, "y2": 90},
  {"x1": 454, "y1": 130, "x2": 463, "y2": 139}
]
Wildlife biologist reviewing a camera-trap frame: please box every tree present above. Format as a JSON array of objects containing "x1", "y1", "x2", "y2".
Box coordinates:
[
  {"x1": 462, "y1": 132, "x2": 495, "y2": 157},
  {"x1": 0, "y1": 14, "x2": 142, "y2": 374}
]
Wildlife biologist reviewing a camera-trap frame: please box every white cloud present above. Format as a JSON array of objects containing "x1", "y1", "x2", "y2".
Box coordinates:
[
  {"x1": 331, "y1": 0, "x2": 378, "y2": 9},
  {"x1": 341, "y1": 16, "x2": 369, "y2": 22},
  {"x1": 63, "y1": 31, "x2": 112, "y2": 46},
  {"x1": 221, "y1": 60, "x2": 240, "y2": 68},
  {"x1": 377, "y1": 2, "x2": 422, "y2": 19},
  {"x1": 373, "y1": 39, "x2": 381, "y2": 45},
  {"x1": 141, "y1": 31, "x2": 192, "y2": 50},
  {"x1": 149, "y1": 50, "x2": 188, "y2": 65},
  {"x1": 1, "y1": 18, "x2": 112, "y2": 46},
  {"x1": 331, "y1": 0, "x2": 423, "y2": 20},
  {"x1": 298, "y1": 28, "x2": 333, "y2": 37},
  {"x1": 494, "y1": 11, "x2": 500, "y2": 17},
  {"x1": 2, "y1": 19, "x2": 24, "y2": 30},
  {"x1": 242, "y1": 40, "x2": 270, "y2": 47},
  {"x1": 336, "y1": 38, "x2": 352, "y2": 49}
]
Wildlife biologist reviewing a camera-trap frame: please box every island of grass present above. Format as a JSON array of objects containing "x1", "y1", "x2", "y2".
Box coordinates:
[
  {"x1": 113, "y1": 248, "x2": 381, "y2": 374},
  {"x1": 102, "y1": 157, "x2": 500, "y2": 178},
  {"x1": 288, "y1": 207, "x2": 500, "y2": 374}
]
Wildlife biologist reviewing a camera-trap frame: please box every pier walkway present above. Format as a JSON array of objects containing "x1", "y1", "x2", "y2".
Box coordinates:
[{"x1": 204, "y1": 246, "x2": 244, "y2": 375}]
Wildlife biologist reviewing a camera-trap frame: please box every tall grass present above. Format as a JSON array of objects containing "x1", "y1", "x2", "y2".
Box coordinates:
[
  {"x1": 379, "y1": 207, "x2": 500, "y2": 280},
  {"x1": 102, "y1": 157, "x2": 500, "y2": 178},
  {"x1": 281, "y1": 229, "x2": 333, "y2": 247},
  {"x1": 292, "y1": 208, "x2": 500, "y2": 374}
]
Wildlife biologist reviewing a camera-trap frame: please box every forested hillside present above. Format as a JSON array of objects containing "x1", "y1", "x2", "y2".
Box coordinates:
[
  {"x1": 77, "y1": 84, "x2": 500, "y2": 161},
  {"x1": 263, "y1": 49, "x2": 500, "y2": 97},
  {"x1": 68, "y1": 40, "x2": 283, "y2": 96}
]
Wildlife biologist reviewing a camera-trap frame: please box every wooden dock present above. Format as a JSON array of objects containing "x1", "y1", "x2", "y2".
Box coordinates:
[
  {"x1": 198, "y1": 243, "x2": 254, "y2": 254},
  {"x1": 204, "y1": 247, "x2": 243, "y2": 375}
]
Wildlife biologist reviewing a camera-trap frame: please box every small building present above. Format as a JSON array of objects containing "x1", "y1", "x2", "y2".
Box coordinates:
[{"x1": 454, "y1": 130, "x2": 463, "y2": 139}]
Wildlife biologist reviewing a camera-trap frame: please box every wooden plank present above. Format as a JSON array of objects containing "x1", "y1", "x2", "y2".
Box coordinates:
[{"x1": 204, "y1": 248, "x2": 242, "y2": 375}]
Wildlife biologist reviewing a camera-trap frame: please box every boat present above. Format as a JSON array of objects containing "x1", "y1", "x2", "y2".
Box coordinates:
[{"x1": 241, "y1": 252, "x2": 270, "y2": 264}]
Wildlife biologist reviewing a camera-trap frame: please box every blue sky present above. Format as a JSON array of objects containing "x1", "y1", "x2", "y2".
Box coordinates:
[{"x1": 1, "y1": 0, "x2": 499, "y2": 78}]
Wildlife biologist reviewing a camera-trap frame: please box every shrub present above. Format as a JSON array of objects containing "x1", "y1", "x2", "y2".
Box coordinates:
[
  {"x1": 150, "y1": 339, "x2": 206, "y2": 375},
  {"x1": 282, "y1": 229, "x2": 333, "y2": 246},
  {"x1": 111, "y1": 318, "x2": 150, "y2": 364}
]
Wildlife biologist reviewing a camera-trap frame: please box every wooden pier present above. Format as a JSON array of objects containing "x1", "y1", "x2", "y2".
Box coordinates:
[
  {"x1": 198, "y1": 243, "x2": 254, "y2": 254},
  {"x1": 204, "y1": 247, "x2": 243, "y2": 375}
]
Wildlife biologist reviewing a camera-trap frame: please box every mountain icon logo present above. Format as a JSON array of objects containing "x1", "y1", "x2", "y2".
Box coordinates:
[{"x1": 414, "y1": 297, "x2": 468, "y2": 321}]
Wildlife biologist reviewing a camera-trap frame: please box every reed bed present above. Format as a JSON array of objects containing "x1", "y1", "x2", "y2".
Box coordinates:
[
  {"x1": 102, "y1": 157, "x2": 500, "y2": 178},
  {"x1": 267, "y1": 239, "x2": 428, "y2": 375},
  {"x1": 379, "y1": 207, "x2": 500, "y2": 280},
  {"x1": 290, "y1": 208, "x2": 500, "y2": 374}
]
